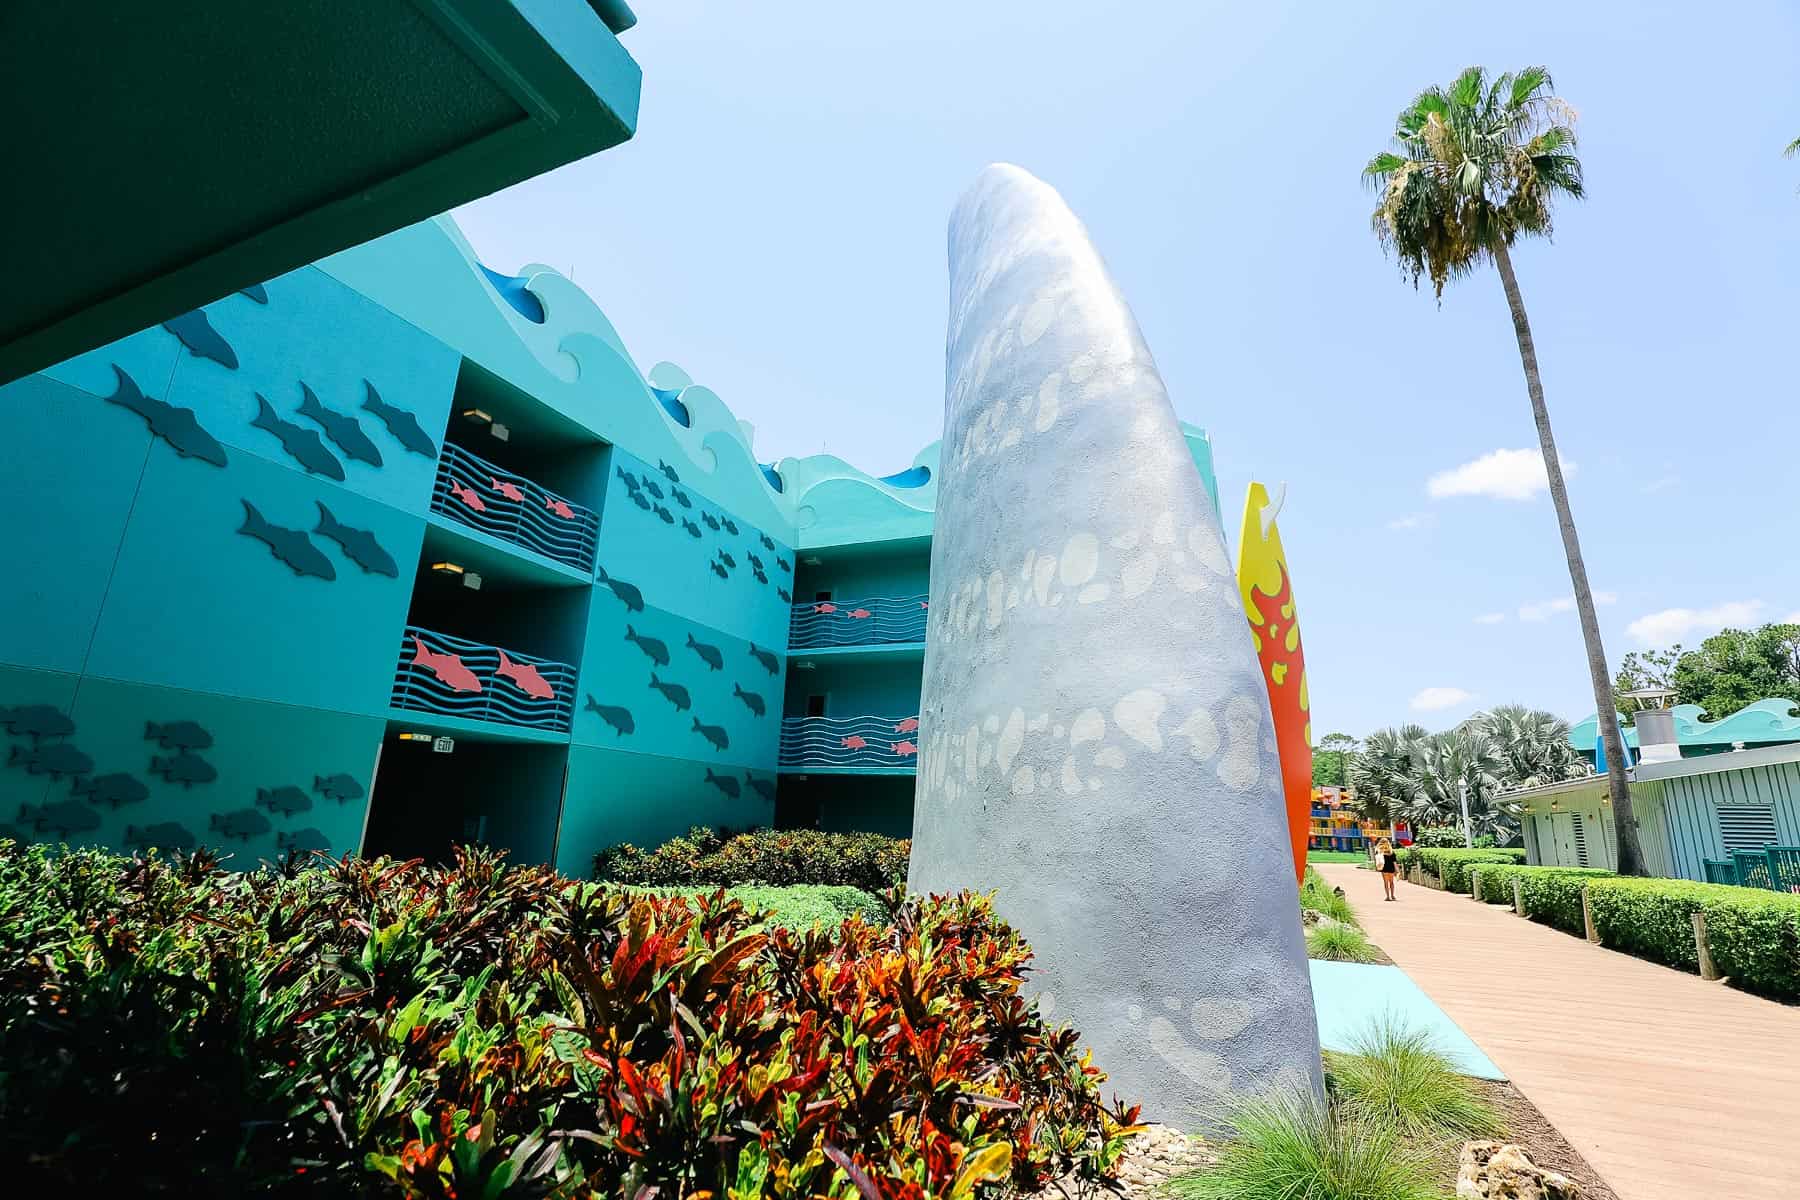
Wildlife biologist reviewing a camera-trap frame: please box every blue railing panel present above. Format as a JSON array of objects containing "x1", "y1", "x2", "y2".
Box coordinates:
[
  {"x1": 779, "y1": 714, "x2": 920, "y2": 771},
  {"x1": 391, "y1": 625, "x2": 577, "y2": 733},
  {"x1": 788, "y1": 593, "x2": 929, "y2": 649},
  {"x1": 430, "y1": 442, "x2": 598, "y2": 572}
]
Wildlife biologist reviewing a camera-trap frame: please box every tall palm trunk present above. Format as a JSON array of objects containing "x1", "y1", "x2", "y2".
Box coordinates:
[{"x1": 1493, "y1": 240, "x2": 1647, "y2": 876}]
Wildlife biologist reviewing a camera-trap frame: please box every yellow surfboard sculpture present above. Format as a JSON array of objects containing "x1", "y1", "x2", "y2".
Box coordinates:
[{"x1": 1236, "y1": 482, "x2": 1311, "y2": 883}]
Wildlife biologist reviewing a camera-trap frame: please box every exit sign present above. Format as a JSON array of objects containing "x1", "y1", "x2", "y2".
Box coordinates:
[{"x1": 432, "y1": 737, "x2": 454, "y2": 754}]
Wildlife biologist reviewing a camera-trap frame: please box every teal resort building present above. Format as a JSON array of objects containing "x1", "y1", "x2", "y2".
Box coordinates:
[{"x1": 0, "y1": 218, "x2": 1221, "y2": 875}]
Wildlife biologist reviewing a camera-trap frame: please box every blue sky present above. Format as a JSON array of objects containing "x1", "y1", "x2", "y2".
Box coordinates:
[{"x1": 456, "y1": 1, "x2": 1800, "y2": 739}]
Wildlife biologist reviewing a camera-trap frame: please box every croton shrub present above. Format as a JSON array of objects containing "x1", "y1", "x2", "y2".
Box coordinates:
[
  {"x1": 0, "y1": 842, "x2": 1137, "y2": 1197},
  {"x1": 596, "y1": 826, "x2": 911, "y2": 894}
]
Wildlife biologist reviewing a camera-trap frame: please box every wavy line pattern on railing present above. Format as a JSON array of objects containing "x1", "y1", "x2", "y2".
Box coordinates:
[
  {"x1": 390, "y1": 625, "x2": 577, "y2": 733},
  {"x1": 779, "y1": 714, "x2": 921, "y2": 771},
  {"x1": 429, "y1": 442, "x2": 598, "y2": 572},
  {"x1": 787, "y1": 593, "x2": 929, "y2": 649}
]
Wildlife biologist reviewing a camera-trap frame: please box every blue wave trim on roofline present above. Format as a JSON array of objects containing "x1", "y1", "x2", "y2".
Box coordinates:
[
  {"x1": 477, "y1": 262, "x2": 546, "y2": 324},
  {"x1": 1569, "y1": 698, "x2": 1800, "y2": 752},
  {"x1": 649, "y1": 385, "x2": 691, "y2": 428},
  {"x1": 877, "y1": 465, "x2": 931, "y2": 489},
  {"x1": 759, "y1": 463, "x2": 785, "y2": 493}
]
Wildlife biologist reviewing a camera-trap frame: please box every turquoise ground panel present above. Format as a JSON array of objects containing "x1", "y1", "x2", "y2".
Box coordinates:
[{"x1": 1308, "y1": 960, "x2": 1504, "y2": 1080}]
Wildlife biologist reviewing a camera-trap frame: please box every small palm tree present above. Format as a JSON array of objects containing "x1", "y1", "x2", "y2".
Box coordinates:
[
  {"x1": 1348, "y1": 724, "x2": 1427, "y2": 824},
  {"x1": 1365, "y1": 66, "x2": 1646, "y2": 874},
  {"x1": 1468, "y1": 704, "x2": 1591, "y2": 787}
]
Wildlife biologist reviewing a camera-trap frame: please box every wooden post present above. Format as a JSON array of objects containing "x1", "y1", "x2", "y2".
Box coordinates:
[
  {"x1": 1469, "y1": 867, "x2": 1482, "y2": 900},
  {"x1": 1693, "y1": 911, "x2": 1721, "y2": 981},
  {"x1": 1512, "y1": 877, "x2": 1525, "y2": 917},
  {"x1": 1581, "y1": 886, "x2": 1600, "y2": 944}
]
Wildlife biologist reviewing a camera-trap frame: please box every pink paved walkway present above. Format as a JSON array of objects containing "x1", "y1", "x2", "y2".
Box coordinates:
[{"x1": 1317, "y1": 862, "x2": 1799, "y2": 1200}]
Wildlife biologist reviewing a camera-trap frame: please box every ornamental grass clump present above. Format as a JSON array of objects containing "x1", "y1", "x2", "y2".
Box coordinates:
[
  {"x1": 1300, "y1": 869, "x2": 1360, "y2": 928},
  {"x1": 1168, "y1": 1090, "x2": 1438, "y2": 1200},
  {"x1": 0, "y1": 840, "x2": 1137, "y2": 1196},
  {"x1": 1326, "y1": 1016, "x2": 1500, "y2": 1140},
  {"x1": 1306, "y1": 923, "x2": 1382, "y2": 964}
]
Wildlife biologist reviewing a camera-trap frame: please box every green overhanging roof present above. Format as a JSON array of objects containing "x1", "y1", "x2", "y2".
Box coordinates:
[{"x1": 0, "y1": 0, "x2": 642, "y2": 386}]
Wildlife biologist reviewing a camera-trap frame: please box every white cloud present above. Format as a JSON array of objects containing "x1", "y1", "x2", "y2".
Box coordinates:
[
  {"x1": 1411, "y1": 686, "x2": 1475, "y2": 712},
  {"x1": 1785, "y1": 611, "x2": 1800, "y2": 625},
  {"x1": 1473, "y1": 612, "x2": 1506, "y2": 625},
  {"x1": 1427, "y1": 448, "x2": 1574, "y2": 502},
  {"x1": 1640, "y1": 475, "x2": 1680, "y2": 494},
  {"x1": 1387, "y1": 513, "x2": 1434, "y2": 531},
  {"x1": 1517, "y1": 591, "x2": 1617, "y2": 622},
  {"x1": 1626, "y1": 600, "x2": 1766, "y2": 646}
]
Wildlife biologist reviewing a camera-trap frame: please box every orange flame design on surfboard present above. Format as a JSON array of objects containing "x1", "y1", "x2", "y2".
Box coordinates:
[{"x1": 1237, "y1": 483, "x2": 1311, "y2": 883}]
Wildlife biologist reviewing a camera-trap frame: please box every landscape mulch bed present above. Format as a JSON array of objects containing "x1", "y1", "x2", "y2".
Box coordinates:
[{"x1": 1468, "y1": 1078, "x2": 1620, "y2": 1200}]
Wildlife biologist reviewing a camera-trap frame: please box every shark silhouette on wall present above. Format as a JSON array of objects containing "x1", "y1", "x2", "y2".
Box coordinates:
[
  {"x1": 238, "y1": 501, "x2": 336, "y2": 581},
  {"x1": 313, "y1": 502, "x2": 398, "y2": 577},
  {"x1": 251, "y1": 395, "x2": 345, "y2": 480},
  {"x1": 102, "y1": 365, "x2": 228, "y2": 466},
  {"x1": 361, "y1": 380, "x2": 437, "y2": 458},
  {"x1": 161, "y1": 310, "x2": 238, "y2": 369},
  {"x1": 297, "y1": 383, "x2": 383, "y2": 466}
]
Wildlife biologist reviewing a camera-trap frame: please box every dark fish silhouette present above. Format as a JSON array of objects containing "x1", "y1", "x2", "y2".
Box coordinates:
[
  {"x1": 314, "y1": 502, "x2": 398, "y2": 577},
  {"x1": 252, "y1": 395, "x2": 345, "y2": 479},
  {"x1": 731, "y1": 684, "x2": 767, "y2": 718},
  {"x1": 256, "y1": 786, "x2": 312, "y2": 816},
  {"x1": 685, "y1": 634, "x2": 723, "y2": 671},
  {"x1": 745, "y1": 774, "x2": 777, "y2": 804},
  {"x1": 584, "y1": 695, "x2": 635, "y2": 736},
  {"x1": 702, "y1": 512, "x2": 720, "y2": 531},
  {"x1": 703, "y1": 768, "x2": 740, "y2": 799},
  {"x1": 746, "y1": 552, "x2": 764, "y2": 571},
  {"x1": 752, "y1": 567, "x2": 768, "y2": 585},
  {"x1": 671, "y1": 488, "x2": 692, "y2": 509},
  {"x1": 210, "y1": 808, "x2": 271, "y2": 840},
  {"x1": 9, "y1": 744, "x2": 92, "y2": 778},
  {"x1": 642, "y1": 479, "x2": 664, "y2": 500},
  {"x1": 616, "y1": 467, "x2": 641, "y2": 492},
  {"x1": 721, "y1": 518, "x2": 739, "y2": 535},
  {"x1": 145, "y1": 720, "x2": 211, "y2": 750},
  {"x1": 747, "y1": 644, "x2": 780, "y2": 676},
  {"x1": 297, "y1": 383, "x2": 383, "y2": 466},
  {"x1": 718, "y1": 551, "x2": 737, "y2": 569},
  {"x1": 652, "y1": 505, "x2": 674, "y2": 525},
  {"x1": 19, "y1": 799, "x2": 101, "y2": 836},
  {"x1": 776, "y1": 556, "x2": 792, "y2": 573},
  {"x1": 595, "y1": 566, "x2": 645, "y2": 612},
  {"x1": 102, "y1": 365, "x2": 228, "y2": 465},
  {"x1": 1, "y1": 704, "x2": 74, "y2": 742},
  {"x1": 277, "y1": 827, "x2": 332, "y2": 853},
  {"x1": 150, "y1": 752, "x2": 217, "y2": 787},
  {"x1": 629, "y1": 491, "x2": 651, "y2": 511},
  {"x1": 161, "y1": 309, "x2": 238, "y2": 369},
  {"x1": 361, "y1": 380, "x2": 437, "y2": 457},
  {"x1": 624, "y1": 625, "x2": 670, "y2": 667},
  {"x1": 239, "y1": 501, "x2": 336, "y2": 580},
  {"x1": 238, "y1": 283, "x2": 269, "y2": 304},
  {"x1": 681, "y1": 518, "x2": 701, "y2": 539},
  {"x1": 777, "y1": 586, "x2": 792, "y2": 603},
  {"x1": 648, "y1": 674, "x2": 691, "y2": 712},
  {"x1": 71, "y1": 773, "x2": 149, "y2": 808},
  {"x1": 759, "y1": 534, "x2": 775, "y2": 551},
  {"x1": 658, "y1": 460, "x2": 681, "y2": 483},
  {"x1": 314, "y1": 773, "x2": 364, "y2": 802},
  {"x1": 691, "y1": 719, "x2": 730, "y2": 752},
  {"x1": 124, "y1": 821, "x2": 197, "y2": 852},
  {"x1": 708, "y1": 562, "x2": 728, "y2": 581}
]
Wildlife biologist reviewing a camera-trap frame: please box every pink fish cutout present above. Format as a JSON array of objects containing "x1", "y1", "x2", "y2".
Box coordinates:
[
  {"x1": 846, "y1": 608, "x2": 872, "y2": 619},
  {"x1": 451, "y1": 481, "x2": 486, "y2": 512},
  {"x1": 894, "y1": 716, "x2": 920, "y2": 733},
  {"x1": 545, "y1": 496, "x2": 575, "y2": 520},
  {"x1": 491, "y1": 477, "x2": 524, "y2": 502},
  {"x1": 840, "y1": 734, "x2": 867, "y2": 750},
  {"x1": 496, "y1": 650, "x2": 554, "y2": 700},
  {"x1": 814, "y1": 602, "x2": 837, "y2": 614},
  {"x1": 411, "y1": 636, "x2": 482, "y2": 693},
  {"x1": 920, "y1": 600, "x2": 929, "y2": 609},
  {"x1": 892, "y1": 740, "x2": 918, "y2": 757}
]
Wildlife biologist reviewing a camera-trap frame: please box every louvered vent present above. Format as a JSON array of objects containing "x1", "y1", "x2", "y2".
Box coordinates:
[
  {"x1": 1718, "y1": 805, "x2": 1779, "y2": 854},
  {"x1": 1570, "y1": 812, "x2": 1590, "y2": 868}
]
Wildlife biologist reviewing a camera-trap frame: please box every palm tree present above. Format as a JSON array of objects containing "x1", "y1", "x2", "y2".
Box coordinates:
[
  {"x1": 1405, "y1": 729, "x2": 1510, "y2": 841},
  {"x1": 1347, "y1": 724, "x2": 1428, "y2": 825},
  {"x1": 1364, "y1": 66, "x2": 1646, "y2": 874},
  {"x1": 1467, "y1": 704, "x2": 1591, "y2": 788}
]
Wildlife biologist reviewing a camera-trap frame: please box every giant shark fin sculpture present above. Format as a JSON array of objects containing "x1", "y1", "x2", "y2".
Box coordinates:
[{"x1": 910, "y1": 164, "x2": 1323, "y2": 1125}]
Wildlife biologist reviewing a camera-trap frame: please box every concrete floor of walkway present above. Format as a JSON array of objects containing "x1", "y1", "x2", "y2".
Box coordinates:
[{"x1": 1317, "y1": 862, "x2": 1799, "y2": 1200}]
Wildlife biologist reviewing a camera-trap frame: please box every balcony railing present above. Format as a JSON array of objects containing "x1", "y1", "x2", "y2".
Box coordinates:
[
  {"x1": 787, "y1": 593, "x2": 928, "y2": 650},
  {"x1": 430, "y1": 442, "x2": 598, "y2": 572},
  {"x1": 780, "y1": 714, "x2": 921, "y2": 771},
  {"x1": 391, "y1": 625, "x2": 577, "y2": 733}
]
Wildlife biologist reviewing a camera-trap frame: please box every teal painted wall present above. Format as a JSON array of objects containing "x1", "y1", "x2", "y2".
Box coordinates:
[
  {"x1": 556, "y1": 745, "x2": 777, "y2": 875},
  {"x1": 1636, "y1": 764, "x2": 1800, "y2": 881},
  {"x1": 782, "y1": 658, "x2": 924, "y2": 721},
  {"x1": 776, "y1": 774, "x2": 914, "y2": 839},
  {"x1": 794, "y1": 549, "x2": 930, "y2": 606}
]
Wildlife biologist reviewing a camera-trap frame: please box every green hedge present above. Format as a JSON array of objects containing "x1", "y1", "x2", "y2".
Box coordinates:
[
  {"x1": 1399, "y1": 847, "x2": 1526, "y2": 893},
  {"x1": 618, "y1": 884, "x2": 886, "y2": 931},
  {"x1": 595, "y1": 825, "x2": 909, "y2": 892},
  {"x1": 1586, "y1": 877, "x2": 1800, "y2": 1000},
  {"x1": 1470, "y1": 865, "x2": 1615, "y2": 934}
]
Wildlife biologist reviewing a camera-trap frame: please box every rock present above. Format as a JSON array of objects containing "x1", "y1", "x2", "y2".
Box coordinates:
[
  {"x1": 1457, "y1": 1141, "x2": 1582, "y2": 1200},
  {"x1": 1032, "y1": 1124, "x2": 1216, "y2": 1199}
]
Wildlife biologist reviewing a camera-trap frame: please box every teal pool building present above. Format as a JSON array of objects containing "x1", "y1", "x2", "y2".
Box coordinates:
[{"x1": 0, "y1": 217, "x2": 1220, "y2": 875}]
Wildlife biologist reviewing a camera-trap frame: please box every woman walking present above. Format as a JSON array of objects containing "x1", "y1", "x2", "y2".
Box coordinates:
[{"x1": 1376, "y1": 838, "x2": 1400, "y2": 901}]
